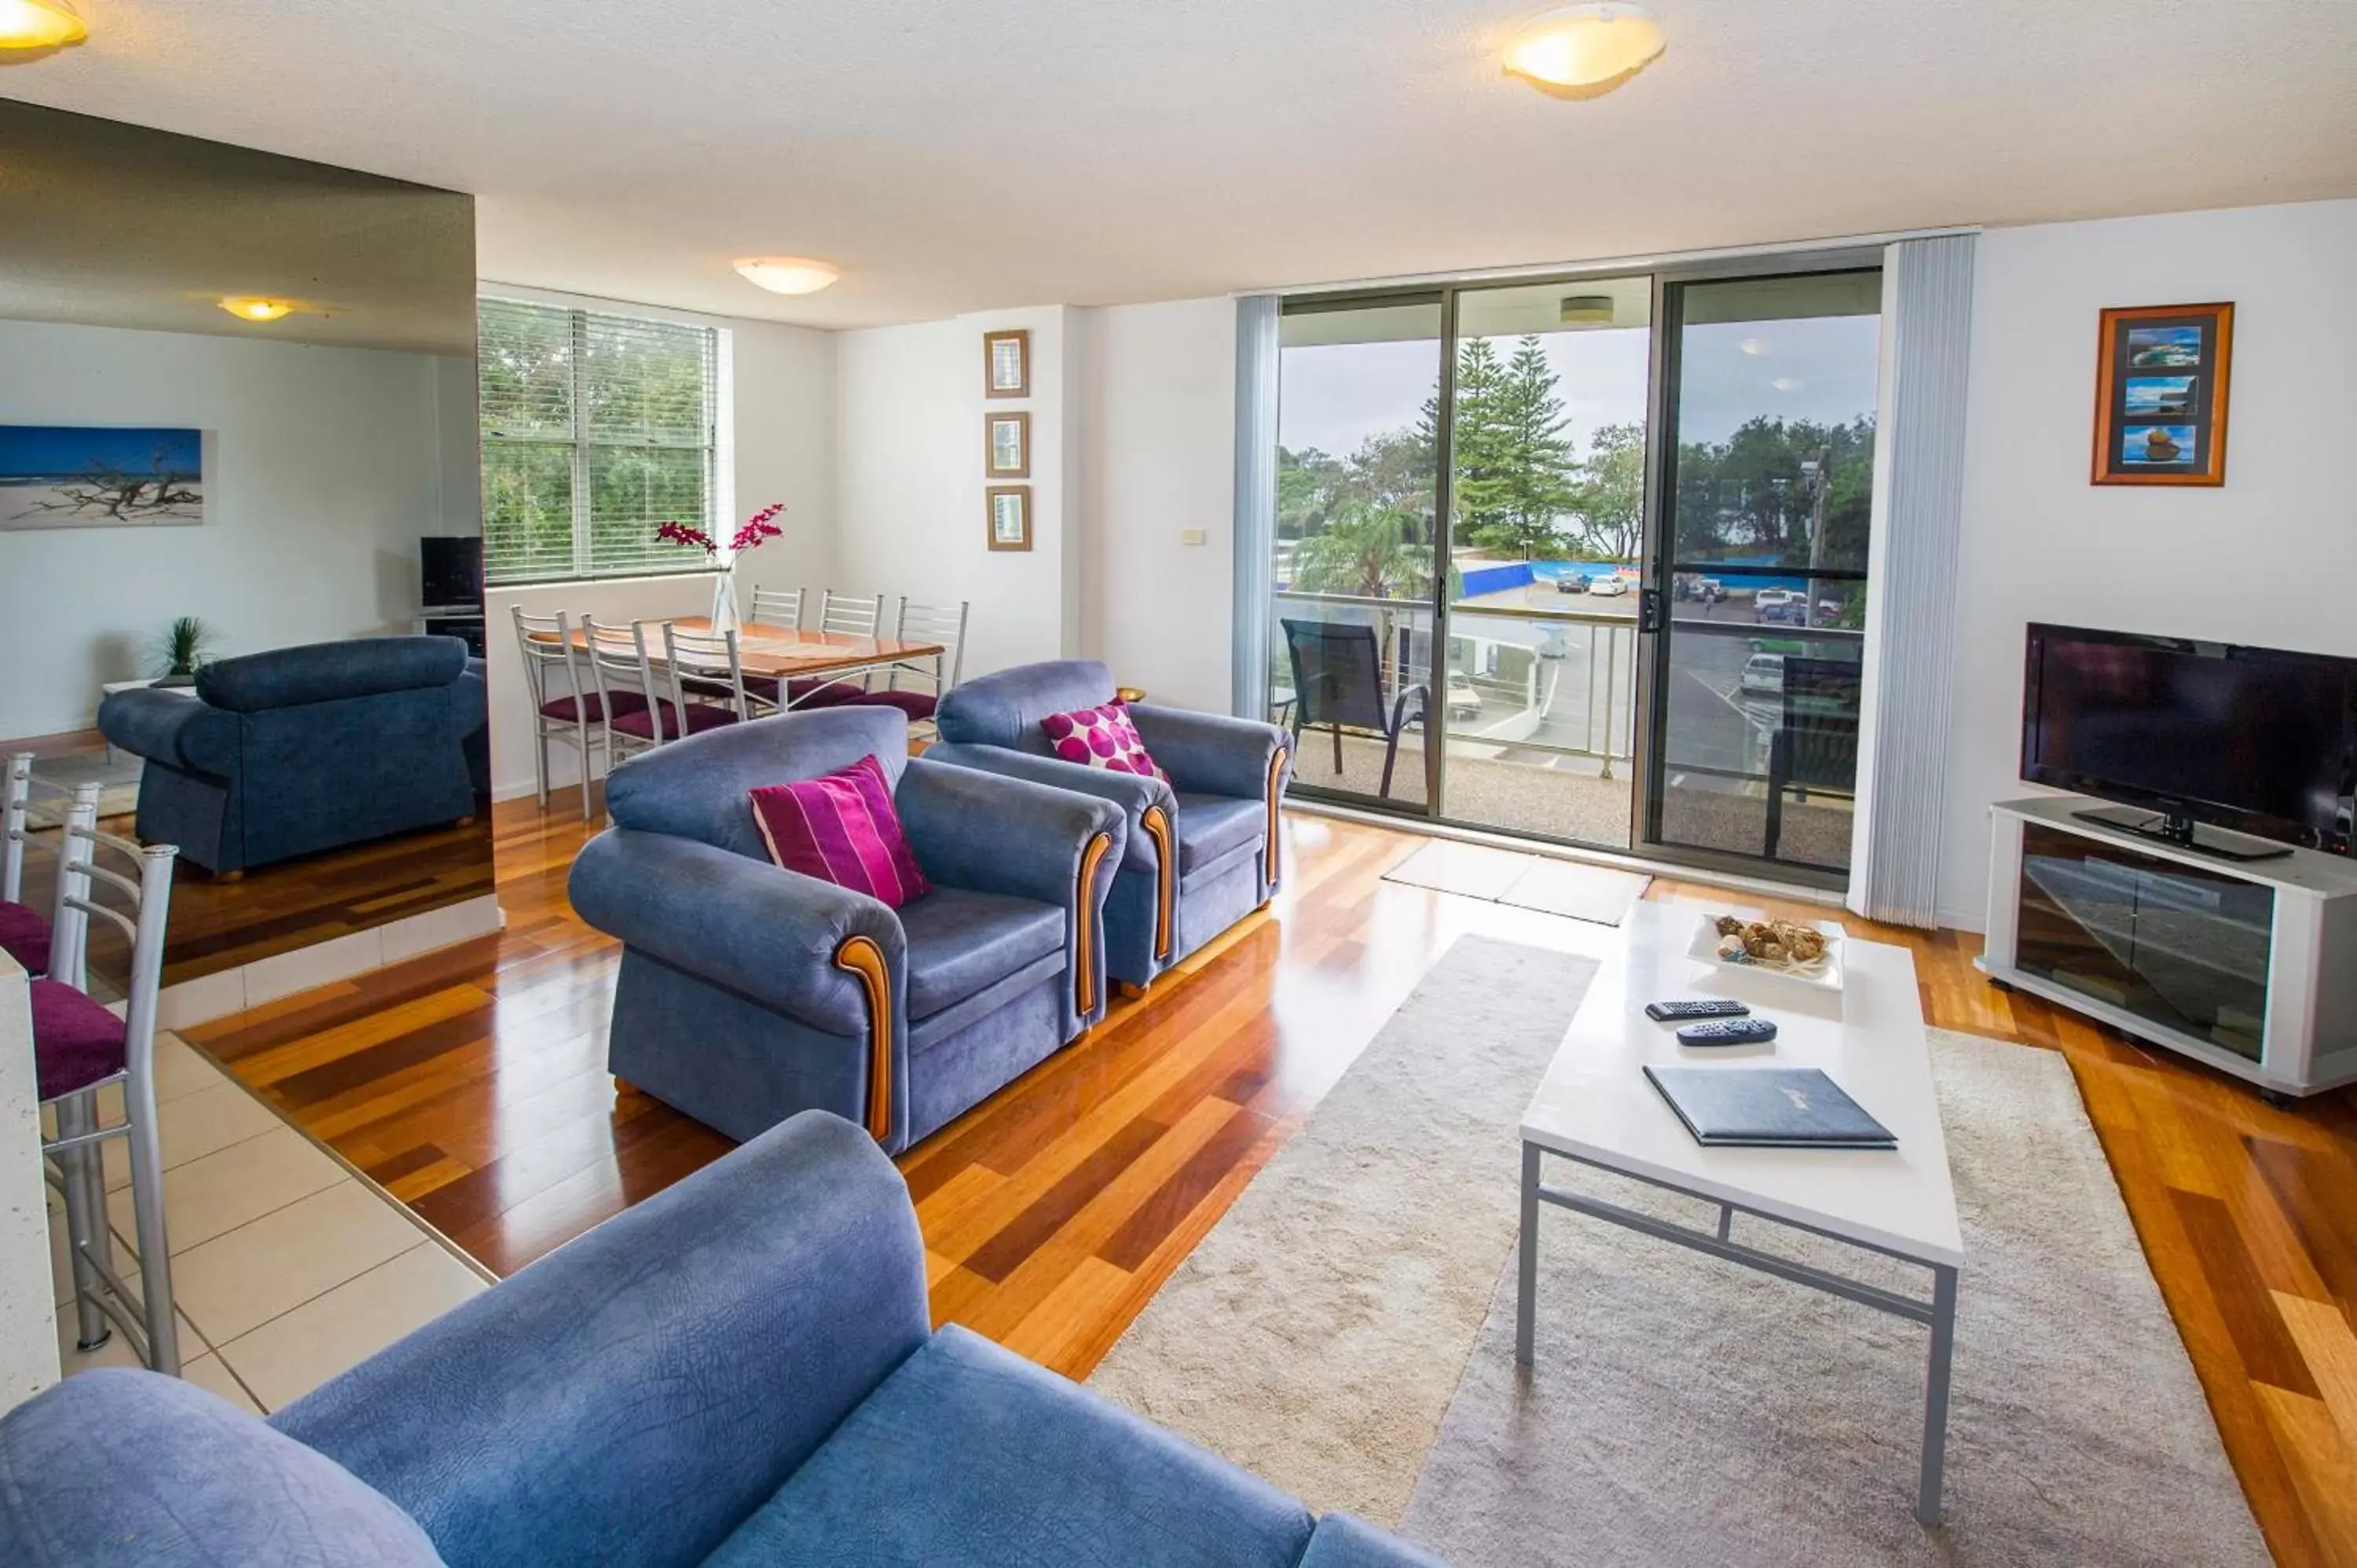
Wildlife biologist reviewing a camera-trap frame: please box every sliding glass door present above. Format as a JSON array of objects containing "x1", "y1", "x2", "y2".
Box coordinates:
[
  {"x1": 1439, "y1": 277, "x2": 1652, "y2": 845},
  {"x1": 1270, "y1": 297, "x2": 1444, "y2": 811},
  {"x1": 1266, "y1": 259, "x2": 1883, "y2": 882},
  {"x1": 1644, "y1": 270, "x2": 1882, "y2": 872}
]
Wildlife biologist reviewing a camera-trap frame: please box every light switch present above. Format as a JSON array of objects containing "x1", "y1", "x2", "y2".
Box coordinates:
[{"x1": 1179, "y1": 528, "x2": 1208, "y2": 547}]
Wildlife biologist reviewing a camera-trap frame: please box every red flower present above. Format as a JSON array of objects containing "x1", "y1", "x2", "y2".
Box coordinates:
[
  {"x1": 727, "y1": 502, "x2": 788, "y2": 555},
  {"x1": 654, "y1": 520, "x2": 717, "y2": 552}
]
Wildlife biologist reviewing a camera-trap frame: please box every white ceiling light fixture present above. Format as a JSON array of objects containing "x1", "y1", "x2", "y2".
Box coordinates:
[
  {"x1": 731, "y1": 256, "x2": 840, "y2": 296},
  {"x1": 0, "y1": 0, "x2": 86, "y2": 51},
  {"x1": 1504, "y1": 2, "x2": 1666, "y2": 99}
]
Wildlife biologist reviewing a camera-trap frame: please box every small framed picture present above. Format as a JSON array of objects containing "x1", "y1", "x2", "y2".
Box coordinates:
[
  {"x1": 984, "y1": 329, "x2": 1030, "y2": 398},
  {"x1": 986, "y1": 485, "x2": 1032, "y2": 551},
  {"x1": 984, "y1": 411, "x2": 1030, "y2": 478},
  {"x1": 2092, "y1": 302, "x2": 2233, "y2": 485}
]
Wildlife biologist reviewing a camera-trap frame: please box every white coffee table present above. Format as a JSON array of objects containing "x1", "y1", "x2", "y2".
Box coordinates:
[{"x1": 1516, "y1": 902, "x2": 1964, "y2": 1526}]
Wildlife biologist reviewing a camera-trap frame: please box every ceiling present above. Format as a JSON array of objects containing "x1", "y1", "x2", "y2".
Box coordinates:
[
  {"x1": 0, "y1": 100, "x2": 474, "y2": 354},
  {"x1": 3, "y1": 0, "x2": 2352, "y2": 331}
]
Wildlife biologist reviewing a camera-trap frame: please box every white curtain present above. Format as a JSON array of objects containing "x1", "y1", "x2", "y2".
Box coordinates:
[
  {"x1": 1231, "y1": 295, "x2": 1281, "y2": 720},
  {"x1": 1849, "y1": 235, "x2": 1976, "y2": 928}
]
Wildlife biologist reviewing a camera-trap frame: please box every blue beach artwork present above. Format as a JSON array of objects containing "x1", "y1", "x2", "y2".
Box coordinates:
[
  {"x1": 0, "y1": 424, "x2": 203, "y2": 529},
  {"x1": 2124, "y1": 327, "x2": 2203, "y2": 369},
  {"x1": 2123, "y1": 376, "x2": 2196, "y2": 416}
]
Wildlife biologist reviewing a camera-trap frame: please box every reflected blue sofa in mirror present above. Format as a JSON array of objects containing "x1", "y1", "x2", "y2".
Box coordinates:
[
  {"x1": 569, "y1": 708, "x2": 1126, "y2": 1155},
  {"x1": 929, "y1": 661, "x2": 1293, "y2": 991},
  {"x1": 94, "y1": 636, "x2": 484, "y2": 877},
  {"x1": 0, "y1": 1111, "x2": 1442, "y2": 1568}
]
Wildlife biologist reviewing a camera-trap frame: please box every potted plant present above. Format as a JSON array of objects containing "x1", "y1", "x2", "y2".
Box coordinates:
[
  {"x1": 654, "y1": 503, "x2": 786, "y2": 633},
  {"x1": 153, "y1": 616, "x2": 216, "y2": 687}
]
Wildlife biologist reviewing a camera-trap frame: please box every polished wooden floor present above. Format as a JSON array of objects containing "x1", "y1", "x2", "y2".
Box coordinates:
[
  {"x1": 10, "y1": 728, "x2": 494, "y2": 987},
  {"x1": 182, "y1": 785, "x2": 2357, "y2": 1565}
]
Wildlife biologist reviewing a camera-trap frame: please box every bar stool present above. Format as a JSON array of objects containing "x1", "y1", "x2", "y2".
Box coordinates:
[{"x1": 38, "y1": 784, "x2": 181, "y2": 1376}]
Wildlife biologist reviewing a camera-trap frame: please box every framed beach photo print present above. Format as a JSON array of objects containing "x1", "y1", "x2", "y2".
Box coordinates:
[
  {"x1": 2092, "y1": 302, "x2": 2233, "y2": 485},
  {"x1": 987, "y1": 485, "x2": 1032, "y2": 551},
  {"x1": 985, "y1": 411, "x2": 1030, "y2": 478},
  {"x1": 984, "y1": 329, "x2": 1030, "y2": 398}
]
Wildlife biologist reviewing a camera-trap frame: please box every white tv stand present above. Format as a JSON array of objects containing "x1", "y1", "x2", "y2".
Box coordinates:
[{"x1": 1978, "y1": 796, "x2": 2357, "y2": 1099}]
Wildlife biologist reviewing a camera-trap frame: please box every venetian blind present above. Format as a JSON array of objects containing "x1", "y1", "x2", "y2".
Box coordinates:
[{"x1": 478, "y1": 297, "x2": 720, "y2": 584}]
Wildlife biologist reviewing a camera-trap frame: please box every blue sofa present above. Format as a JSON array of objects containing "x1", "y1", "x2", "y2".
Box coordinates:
[
  {"x1": 929, "y1": 661, "x2": 1293, "y2": 990},
  {"x1": 0, "y1": 1111, "x2": 1443, "y2": 1567},
  {"x1": 95, "y1": 636, "x2": 485, "y2": 876},
  {"x1": 570, "y1": 708, "x2": 1126, "y2": 1154}
]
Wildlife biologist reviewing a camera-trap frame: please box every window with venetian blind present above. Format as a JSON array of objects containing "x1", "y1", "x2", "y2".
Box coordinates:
[{"x1": 478, "y1": 297, "x2": 720, "y2": 584}]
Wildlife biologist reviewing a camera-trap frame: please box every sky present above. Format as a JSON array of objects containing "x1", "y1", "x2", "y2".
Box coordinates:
[
  {"x1": 1276, "y1": 314, "x2": 1881, "y2": 463},
  {"x1": 0, "y1": 425, "x2": 202, "y2": 480}
]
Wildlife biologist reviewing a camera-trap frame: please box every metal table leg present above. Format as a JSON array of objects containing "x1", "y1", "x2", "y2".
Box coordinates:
[
  {"x1": 1516, "y1": 1141, "x2": 1541, "y2": 1366},
  {"x1": 1917, "y1": 1262, "x2": 1959, "y2": 1526}
]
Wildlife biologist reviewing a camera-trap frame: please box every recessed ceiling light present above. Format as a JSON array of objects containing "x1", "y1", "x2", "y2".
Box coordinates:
[
  {"x1": 0, "y1": 0, "x2": 85, "y2": 50},
  {"x1": 218, "y1": 297, "x2": 293, "y2": 323},
  {"x1": 1504, "y1": 3, "x2": 1666, "y2": 98},
  {"x1": 1739, "y1": 337, "x2": 1769, "y2": 356},
  {"x1": 732, "y1": 257, "x2": 841, "y2": 296}
]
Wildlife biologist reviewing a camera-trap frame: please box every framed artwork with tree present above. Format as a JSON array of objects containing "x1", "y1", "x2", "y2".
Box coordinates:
[
  {"x1": 0, "y1": 424, "x2": 204, "y2": 529},
  {"x1": 984, "y1": 330, "x2": 1030, "y2": 398},
  {"x1": 987, "y1": 485, "x2": 1032, "y2": 551}
]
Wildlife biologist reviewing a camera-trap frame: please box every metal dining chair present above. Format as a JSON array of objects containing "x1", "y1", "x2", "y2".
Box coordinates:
[
  {"x1": 652, "y1": 621, "x2": 753, "y2": 736},
  {"x1": 748, "y1": 589, "x2": 888, "y2": 712},
  {"x1": 38, "y1": 782, "x2": 181, "y2": 1375},
  {"x1": 2, "y1": 752, "x2": 57, "y2": 975},
  {"x1": 817, "y1": 589, "x2": 885, "y2": 640},
  {"x1": 748, "y1": 585, "x2": 805, "y2": 630},
  {"x1": 511, "y1": 607, "x2": 634, "y2": 821},
  {"x1": 841, "y1": 598, "x2": 969, "y2": 739}
]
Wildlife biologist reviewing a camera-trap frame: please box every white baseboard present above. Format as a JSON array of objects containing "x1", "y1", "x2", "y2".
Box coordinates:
[{"x1": 155, "y1": 893, "x2": 504, "y2": 1031}]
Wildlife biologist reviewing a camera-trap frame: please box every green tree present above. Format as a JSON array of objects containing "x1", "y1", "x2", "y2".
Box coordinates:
[
  {"x1": 1291, "y1": 500, "x2": 1434, "y2": 600},
  {"x1": 1464, "y1": 337, "x2": 1578, "y2": 559},
  {"x1": 1446, "y1": 337, "x2": 1512, "y2": 545},
  {"x1": 1569, "y1": 422, "x2": 1645, "y2": 562}
]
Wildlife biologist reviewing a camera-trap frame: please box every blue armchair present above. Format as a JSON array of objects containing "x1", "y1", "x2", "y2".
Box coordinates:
[
  {"x1": 95, "y1": 636, "x2": 485, "y2": 876},
  {"x1": 569, "y1": 708, "x2": 1125, "y2": 1154},
  {"x1": 0, "y1": 1111, "x2": 1442, "y2": 1568},
  {"x1": 930, "y1": 661, "x2": 1293, "y2": 991}
]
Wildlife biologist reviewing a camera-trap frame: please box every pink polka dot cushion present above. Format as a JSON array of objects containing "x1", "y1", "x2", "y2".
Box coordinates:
[{"x1": 1039, "y1": 700, "x2": 1168, "y2": 782}]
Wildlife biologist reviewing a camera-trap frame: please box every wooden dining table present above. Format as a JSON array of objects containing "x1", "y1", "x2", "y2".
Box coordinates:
[{"x1": 543, "y1": 616, "x2": 947, "y2": 712}]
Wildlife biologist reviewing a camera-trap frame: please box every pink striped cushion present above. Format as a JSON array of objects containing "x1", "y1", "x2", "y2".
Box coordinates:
[{"x1": 747, "y1": 754, "x2": 931, "y2": 909}]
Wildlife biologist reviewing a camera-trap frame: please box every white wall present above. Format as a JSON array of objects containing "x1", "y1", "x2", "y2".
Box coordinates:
[
  {"x1": 834, "y1": 306, "x2": 1083, "y2": 680},
  {"x1": 1937, "y1": 198, "x2": 2357, "y2": 927},
  {"x1": 1080, "y1": 298, "x2": 1238, "y2": 712},
  {"x1": 0, "y1": 321, "x2": 466, "y2": 740}
]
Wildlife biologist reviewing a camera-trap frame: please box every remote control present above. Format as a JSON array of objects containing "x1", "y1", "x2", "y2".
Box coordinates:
[
  {"x1": 1676, "y1": 1017, "x2": 1779, "y2": 1046},
  {"x1": 1645, "y1": 998, "x2": 1750, "y2": 1023}
]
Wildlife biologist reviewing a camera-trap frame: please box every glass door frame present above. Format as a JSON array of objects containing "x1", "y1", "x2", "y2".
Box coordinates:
[
  {"x1": 1630, "y1": 247, "x2": 1886, "y2": 889},
  {"x1": 1273, "y1": 243, "x2": 1883, "y2": 876}
]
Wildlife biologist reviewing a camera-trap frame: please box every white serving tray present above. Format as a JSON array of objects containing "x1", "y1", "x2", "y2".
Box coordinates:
[{"x1": 1687, "y1": 912, "x2": 1847, "y2": 993}]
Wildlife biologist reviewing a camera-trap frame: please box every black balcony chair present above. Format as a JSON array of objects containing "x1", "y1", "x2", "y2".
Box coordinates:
[
  {"x1": 1765, "y1": 657, "x2": 1862, "y2": 861},
  {"x1": 1280, "y1": 618, "x2": 1428, "y2": 799}
]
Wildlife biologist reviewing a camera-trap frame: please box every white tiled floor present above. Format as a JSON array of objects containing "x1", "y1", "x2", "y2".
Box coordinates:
[{"x1": 47, "y1": 1032, "x2": 489, "y2": 1413}]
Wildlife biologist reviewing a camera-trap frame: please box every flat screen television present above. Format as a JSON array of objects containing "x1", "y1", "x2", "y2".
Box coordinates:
[
  {"x1": 420, "y1": 535, "x2": 482, "y2": 609},
  {"x1": 2021, "y1": 623, "x2": 2357, "y2": 859}
]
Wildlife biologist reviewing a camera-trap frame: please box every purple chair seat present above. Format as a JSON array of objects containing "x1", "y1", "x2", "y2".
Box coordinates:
[
  {"x1": 612, "y1": 702, "x2": 741, "y2": 741},
  {"x1": 31, "y1": 979, "x2": 127, "y2": 1101},
  {"x1": 844, "y1": 690, "x2": 938, "y2": 722},
  {"x1": 0, "y1": 899, "x2": 50, "y2": 976},
  {"x1": 539, "y1": 691, "x2": 648, "y2": 724}
]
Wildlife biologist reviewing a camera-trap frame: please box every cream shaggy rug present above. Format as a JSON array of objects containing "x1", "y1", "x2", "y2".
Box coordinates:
[
  {"x1": 1091, "y1": 938, "x2": 2268, "y2": 1566},
  {"x1": 1088, "y1": 936, "x2": 1598, "y2": 1522}
]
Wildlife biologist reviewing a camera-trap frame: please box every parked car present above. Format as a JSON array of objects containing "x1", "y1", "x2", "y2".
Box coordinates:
[
  {"x1": 1588, "y1": 574, "x2": 1629, "y2": 597},
  {"x1": 1753, "y1": 588, "x2": 1799, "y2": 609},
  {"x1": 1555, "y1": 573, "x2": 1588, "y2": 594},
  {"x1": 1757, "y1": 600, "x2": 1808, "y2": 627},
  {"x1": 1741, "y1": 652, "x2": 1787, "y2": 696}
]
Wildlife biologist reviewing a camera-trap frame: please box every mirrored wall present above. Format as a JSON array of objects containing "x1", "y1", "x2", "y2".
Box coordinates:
[{"x1": 0, "y1": 100, "x2": 490, "y2": 1002}]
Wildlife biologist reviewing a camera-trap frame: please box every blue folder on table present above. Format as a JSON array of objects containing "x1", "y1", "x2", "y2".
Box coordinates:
[{"x1": 1643, "y1": 1064, "x2": 1896, "y2": 1149}]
